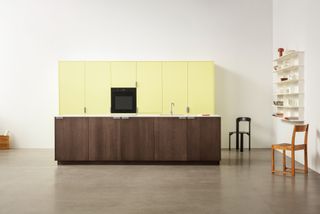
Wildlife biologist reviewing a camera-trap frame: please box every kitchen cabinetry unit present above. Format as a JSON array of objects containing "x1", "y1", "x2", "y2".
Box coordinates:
[
  {"x1": 111, "y1": 61, "x2": 137, "y2": 87},
  {"x1": 188, "y1": 61, "x2": 215, "y2": 115},
  {"x1": 59, "y1": 61, "x2": 85, "y2": 115},
  {"x1": 137, "y1": 62, "x2": 162, "y2": 114},
  {"x1": 55, "y1": 117, "x2": 88, "y2": 161},
  {"x1": 59, "y1": 61, "x2": 215, "y2": 116},
  {"x1": 187, "y1": 117, "x2": 220, "y2": 161},
  {"x1": 85, "y1": 62, "x2": 111, "y2": 114},
  {"x1": 88, "y1": 118, "x2": 120, "y2": 160},
  {"x1": 55, "y1": 116, "x2": 221, "y2": 164},
  {"x1": 121, "y1": 118, "x2": 155, "y2": 160},
  {"x1": 154, "y1": 118, "x2": 187, "y2": 161},
  {"x1": 162, "y1": 62, "x2": 188, "y2": 115}
]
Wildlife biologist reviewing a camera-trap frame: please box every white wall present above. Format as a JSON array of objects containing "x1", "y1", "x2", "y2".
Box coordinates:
[
  {"x1": 273, "y1": 0, "x2": 320, "y2": 173},
  {"x1": 0, "y1": 0, "x2": 273, "y2": 148}
]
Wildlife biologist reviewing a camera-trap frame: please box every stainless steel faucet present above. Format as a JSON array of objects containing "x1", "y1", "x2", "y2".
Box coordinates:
[{"x1": 170, "y1": 102, "x2": 175, "y2": 115}]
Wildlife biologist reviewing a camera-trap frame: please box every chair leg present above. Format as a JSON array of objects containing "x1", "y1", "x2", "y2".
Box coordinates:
[
  {"x1": 291, "y1": 149, "x2": 295, "y2": 176},
  {"x1": 229, "y1": 134, "x2": 231, "y2": 151},
  {"x1": 272, "y1": 148, "x2": 275, "y2": 173},
  {"x1": 282, "y1": 150, "x2": 286, "y2": 172},
  {"x1": 304, "y1": 145, "x2": 308, "y2": 174},
  {"x1": 236, "y1": 133, "x2": 239, "y2": 150},
  {"x1": 240, "y1": 133, "x2": 244, "y2": 152},
  {"x1": 249, "y1": 134, "x2": 251, "y2": 151}
]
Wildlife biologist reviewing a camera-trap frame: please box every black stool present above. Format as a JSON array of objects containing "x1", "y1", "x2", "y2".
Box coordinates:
[{"x1": 229, "y1": 117, "x2": 251, "y2": 152}]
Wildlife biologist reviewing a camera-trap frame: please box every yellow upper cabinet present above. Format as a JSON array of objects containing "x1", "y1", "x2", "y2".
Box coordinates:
[
  {"x1": 137, "y1": 62, "x2": 162, "y2": 114},
  {"x1": 111, "y1": 62, "x2": 137, "y2": 87},
  {"x1": 162, "y1": 62, "x2": 188, "y2": 115},
  {"x1": 59, "y1": 61, "x2": 85, "y2": 115},
  {"x1": 187, "y1": 61, "x2": 215, "y2": 115},
  {"x1": 85, "y1": 62, "x2": 111, "y2": 115}
]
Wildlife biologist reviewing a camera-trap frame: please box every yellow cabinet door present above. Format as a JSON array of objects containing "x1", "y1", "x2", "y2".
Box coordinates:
[
  {"x1": 187, "y1": 61, "x2": 215, "y2": 115},
  {"x1": 59, "y1": 61, "x2": 85, "y2": 115},
  {"x1": 85, "y1": 62, "x2": 111, "y2": 114},
  {"x1": 111, "y1": 62, "x2": 137, "y2": 87},
  {"x1": 162, "y1": 62, "x2": 188, "y2": 115},
  {"x1": 137, "y1": 62, "x2": 162, "y2": 114}
]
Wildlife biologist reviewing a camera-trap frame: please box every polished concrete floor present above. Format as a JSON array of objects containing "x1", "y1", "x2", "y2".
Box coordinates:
[{"x1": 0, "y1": 149, "x2": 320, "y2": 214}]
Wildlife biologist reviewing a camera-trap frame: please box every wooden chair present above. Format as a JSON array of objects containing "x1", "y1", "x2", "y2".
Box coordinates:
[{"x1": 272, "y1": 124, "x2": 309, "y2": 176}]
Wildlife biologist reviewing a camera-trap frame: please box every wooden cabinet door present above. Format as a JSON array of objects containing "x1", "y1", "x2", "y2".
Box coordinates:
[
  {"x1": 155, "y1": 118, "x2": 187, "y2": 161},
  {"x1": 85, "y1": 62, "x2": 111, "y2": 114},
  {"x1": 59, "y1": 61, "x2": 85, "y2": 115},
  {"x1": 55, "y1": 117, "x2": 88, "y2": 161},
  {"x1": 188, "y1": 61, "x2": 215, "y2": 115},
  {"x1": 162, "y1": 62, "x2": 188, "y2": 115},
  {"x1": 120, "y1": 118, "x2": 154, "y2": 161},
  {"x1": 137, "y1": 62, "x2": 163, "y2": 114},
  {"x1": 88, "y1": 118, "x2": 120, "y2": 160},
  {"x1": 111, "y1": 62, "x2": 137, "y2": 87},
  {"x1": 187, "y1": 117, "x2": 221, "y2": 161}
]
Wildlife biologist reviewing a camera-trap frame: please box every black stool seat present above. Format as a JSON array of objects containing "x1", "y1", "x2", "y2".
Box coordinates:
[{"x1": 229, "y1": 117, "x2": 251, "y2": 152}]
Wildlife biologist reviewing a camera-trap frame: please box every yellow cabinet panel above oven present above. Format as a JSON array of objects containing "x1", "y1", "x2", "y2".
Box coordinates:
[{"x1": 111, "y1": 62, "x2": 137, "y2": 87}]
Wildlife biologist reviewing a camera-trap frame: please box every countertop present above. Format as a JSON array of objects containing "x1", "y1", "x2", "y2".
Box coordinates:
[{"x1": 55, "y1": 114, "x2": 221, "y2": 118}]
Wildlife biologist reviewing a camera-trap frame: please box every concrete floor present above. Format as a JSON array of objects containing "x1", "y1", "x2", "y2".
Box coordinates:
[{"x1": 0, "y1": 149, "x2": 319, "y2": 214}]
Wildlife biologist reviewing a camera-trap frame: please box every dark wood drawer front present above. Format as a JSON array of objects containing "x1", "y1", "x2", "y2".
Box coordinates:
[
  {"x1": 155, "y1": 118, "x2": 187, "y2": 161},
  {"x1": 121, "y1": 118, "x2": 155, "y2": 161},
  {"x1": 55, "y1": 117, "x2": 89, "y2": 161},
  {"x1": 187, "y1": 117, "x2": 221, "y2": 161},
  {"x1": 89, "y1": 118, "x2": 120, "y2": 161}
]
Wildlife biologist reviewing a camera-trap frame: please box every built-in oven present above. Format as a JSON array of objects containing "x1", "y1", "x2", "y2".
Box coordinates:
[{"x1": 111, "y1": 88, "x2": 137, "y2": 113}]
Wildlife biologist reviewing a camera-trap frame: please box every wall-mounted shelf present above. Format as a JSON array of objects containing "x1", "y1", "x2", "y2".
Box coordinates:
[
  {"x1": 273, "y1": 51, "x2": 303, "y2": 62},
  {"x1": 273, "y1": 105, "x2": 303, "y2": 109},
  {"x1": 274, "y1": 79, "x2": 303, "y2": 84},
  {"x1": 276, "y1": 92, "x2": 302, "y2": 96},
  {"x1": 273, "y1": 50, "x2": 304, "y2": 123},
  {"x1": 273, "y1": 65, "x2": 303, "y2": 73}
]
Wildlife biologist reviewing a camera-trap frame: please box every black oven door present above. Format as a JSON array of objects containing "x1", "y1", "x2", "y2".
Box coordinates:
[{"x1": 111, "y1": 88, "x2": 136, "y2": 113}]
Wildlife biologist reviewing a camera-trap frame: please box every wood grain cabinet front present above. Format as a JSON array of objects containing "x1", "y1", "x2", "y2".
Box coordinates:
[
  {"x1": 154, "y1": 118, "x2": 187, "y2": 161},
  {"x1": 187, "y1": 117, "x2": 221, "y2": 161},
  {"x1": 88, "y1": 118, "x2": 121, "y2": 161},
  {"x1": 120, "y1": 118, "x2": 155, "y2": 161},
  {"x1": 55, "y1": 117, "x2": 89, "y2": 161}
]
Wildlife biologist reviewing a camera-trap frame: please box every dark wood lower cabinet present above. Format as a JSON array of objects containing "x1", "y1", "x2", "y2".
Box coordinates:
[
  {"x1": 121, "y1": 118, "x2": 154, "y2": 161},
  {"x1": 88, "y1": 118, "x2": 120, "y2": 161},
  {"x1": 55, "y1": 117, "x2": 221, "y2": 164},
  {"x1": 155, "y1": 118, "x2": 187, "y2": 161},
  {"x1": 187, "y1": 117, "x2": 221, "y2": 161},
  {"x1": 55, "y1": 117, "x2": 89, "y2": 161}
]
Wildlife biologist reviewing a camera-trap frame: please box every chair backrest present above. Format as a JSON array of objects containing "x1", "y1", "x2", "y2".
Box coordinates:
[
  {"x1": 291, "y1": 124, "x2": 309, "y2": 146},
  {"x1": 236, "y1": 117, "x2": 251, "y2": 133}
]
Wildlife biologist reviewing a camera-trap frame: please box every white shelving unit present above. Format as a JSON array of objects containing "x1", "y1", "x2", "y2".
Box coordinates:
[{"x1": 273, "y1": 51, "x2": 304, "y2": 123}]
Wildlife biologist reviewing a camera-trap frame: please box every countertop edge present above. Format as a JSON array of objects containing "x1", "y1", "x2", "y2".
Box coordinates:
[{"x1": 55, "y1": 115, "x2": 221, "y2": 118}]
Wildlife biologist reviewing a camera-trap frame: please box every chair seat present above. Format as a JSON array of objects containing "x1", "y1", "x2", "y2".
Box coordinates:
[{"x1": 272, "y1": 143, "x2": 306, "y2": 150}]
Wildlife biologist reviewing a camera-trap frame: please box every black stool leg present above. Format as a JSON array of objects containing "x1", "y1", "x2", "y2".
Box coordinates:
[
  {"x1": 236, "y1": 133, "x2": 239, "y2": 150},
  {"x1": 229, "y1": 134, "x2": 231, "y2": 150},
  {"x1": 249, "y1": 134, "x2": 251, "y2": 151},
  {"x1": 240, "y1": 133, "x2": 244, "y2": 152}
]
